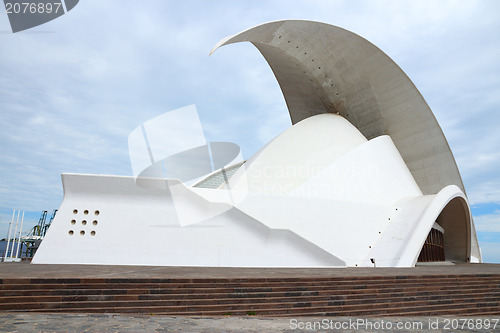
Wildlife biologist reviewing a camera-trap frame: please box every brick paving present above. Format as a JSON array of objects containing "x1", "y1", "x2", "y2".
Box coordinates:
[{"x1": 1, "y1": 263, "x2": 499, "y2": 332}]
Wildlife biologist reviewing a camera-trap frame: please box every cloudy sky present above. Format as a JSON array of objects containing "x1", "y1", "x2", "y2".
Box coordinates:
[{"x1": 1, "y1": 0, "x2": 499, "y2": 262}]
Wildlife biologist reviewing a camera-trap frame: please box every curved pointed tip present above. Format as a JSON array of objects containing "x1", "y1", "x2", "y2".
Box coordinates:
[
  {"x1": 209, "y1": 34, "x2": 236, "y2": 56},
  {"x1": 209, "y1": 20, "x2": 291, "y2": 56}
]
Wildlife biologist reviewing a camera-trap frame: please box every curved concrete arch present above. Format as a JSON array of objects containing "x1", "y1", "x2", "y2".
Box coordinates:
[
  {"x1": 212, "y1": 20, "x2": 481, "y2": 262},
  {"x1": 211, "y1": 20, "x2": 463, "y2": 197},
  {"x1": 399, "y1": 185, "x2": 472, "y2": 266},
  {"x1": 437, "y1": 196, "x2": 472, "y2": 263}
]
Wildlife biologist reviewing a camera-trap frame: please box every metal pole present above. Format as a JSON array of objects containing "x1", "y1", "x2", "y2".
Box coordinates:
[
  {"x1": 3, "y1": 209, "x2": 15, "y2": 261},
  {"x1": 9, "y1": 210, "x2": 20, "y2": 259},
  {"x1": 14, "y1": 211, "x2": 24, "y2": 259}
]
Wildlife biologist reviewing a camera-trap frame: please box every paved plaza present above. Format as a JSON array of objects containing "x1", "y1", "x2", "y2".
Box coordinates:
[
  {"x1": 1, "y1": 263, "x2": 499, "y2": 332},
  {"x1": 2, "y1": 262, "x2": 500, "y2": 279},
  {"x1": 1, "y1": 314, "x2": 500, "y2": 332}
]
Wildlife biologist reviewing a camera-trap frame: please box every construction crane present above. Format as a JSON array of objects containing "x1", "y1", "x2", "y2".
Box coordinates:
[{"x1": 23, "y1": 210, "x2": 57, "y2": 258}]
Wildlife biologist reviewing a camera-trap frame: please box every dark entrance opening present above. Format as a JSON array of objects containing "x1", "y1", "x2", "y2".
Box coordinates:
[{"x1": 417, "y1": 227, "x2": 445, "y2": 262}]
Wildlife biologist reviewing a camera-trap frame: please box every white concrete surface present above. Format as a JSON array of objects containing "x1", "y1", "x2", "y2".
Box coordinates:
[
  {"x1": 211, "y1": 19, "x2": 480, "y2": 263},
  {"x1": 33, "y1": 20, "x2": 480, "y2": 267}
]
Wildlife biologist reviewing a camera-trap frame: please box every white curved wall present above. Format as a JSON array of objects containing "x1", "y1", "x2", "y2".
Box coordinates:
[
  {"x1": 34, "y1": 113, "x2": 475, "y2": 268},
  {"x1": 229, "y1": 114, "x2": 366, "y2": 194},
  {"x1": 219, "y1": 114, "x2": 426, "y2": 266},
  {"x1": 292, "y1": 134, "x2": 422, "y2": 205},
  {"x1": 33, "y1": 174, "x2": 344, "y2": 267}
]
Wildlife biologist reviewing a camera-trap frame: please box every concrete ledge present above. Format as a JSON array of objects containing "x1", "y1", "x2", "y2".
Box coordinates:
[{"x1": 1, "y1": 262, "x2": 499, "y2": 279}]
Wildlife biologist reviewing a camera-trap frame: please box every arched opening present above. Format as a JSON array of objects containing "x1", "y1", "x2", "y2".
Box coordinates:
[{"x1": 418, "y1": 197, "x2": 471, "y2": 263}]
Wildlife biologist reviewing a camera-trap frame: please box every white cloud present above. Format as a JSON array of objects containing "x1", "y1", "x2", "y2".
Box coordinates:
[
  {"x1": 474, "y1": 211, "x2": 500, "y2": 233},
  {"x1": 468, "y1": 181, "x2": 500, "y2": 206}
]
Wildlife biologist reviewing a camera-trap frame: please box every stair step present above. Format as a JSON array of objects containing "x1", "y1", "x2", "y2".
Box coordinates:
[
  {"x1": 4, "y1": 294, "x2": 499, "y2": 313},
  {"x1": 1, "y1": 273, "x2": 498, "y2": 316},
  {"x1": 2, "y1": 274, "x2": 499, "y2": 286},
  {"x1": 12, "y1": 297, "x2": 499, "y2": 317},
  {"x1": 1, "y1": 288, "x2": 497, "y2": 306},
  {"x1": 1, "y1": 279, "x2": 498, "y2": 293}
]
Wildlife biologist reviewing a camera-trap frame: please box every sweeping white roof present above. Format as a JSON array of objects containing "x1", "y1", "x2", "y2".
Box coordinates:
[{"x1": 32, "y1": 20, "x2": 481, "y2": 267}]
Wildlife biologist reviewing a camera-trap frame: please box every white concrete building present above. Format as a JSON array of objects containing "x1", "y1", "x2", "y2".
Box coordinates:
[{"x1": 33, "y1": 20, "x2": 481, "y2": 267}]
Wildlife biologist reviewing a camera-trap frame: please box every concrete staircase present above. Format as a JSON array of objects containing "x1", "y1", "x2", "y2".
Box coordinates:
[{"x1": 1, "y1": 274, "x2": 499, "y2": 316}]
